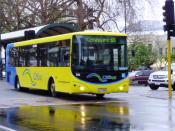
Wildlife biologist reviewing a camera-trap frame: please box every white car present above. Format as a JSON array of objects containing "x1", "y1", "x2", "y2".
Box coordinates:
[{"x1": 148, "y1": 63, "x2": 175, "y2": 90}]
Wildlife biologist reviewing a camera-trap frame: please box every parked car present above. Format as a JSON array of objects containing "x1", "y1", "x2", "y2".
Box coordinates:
[
  {"x1": 2, "y1": 58, "x2": 5, "y2": 78},
  {"x1": 148, "y1": 63, "x2": 175, "y2": 90},
  {"x1": 2, "y1": 70, "x2": 5, "y2": 78},
  {"x1": 129, "y1": 70, "x2": 153, "y2": 86}
]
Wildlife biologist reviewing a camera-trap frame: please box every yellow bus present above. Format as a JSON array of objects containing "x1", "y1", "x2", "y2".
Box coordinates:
[{"x1": 6, "y1": 31, "x2": 129, "y2": 98}]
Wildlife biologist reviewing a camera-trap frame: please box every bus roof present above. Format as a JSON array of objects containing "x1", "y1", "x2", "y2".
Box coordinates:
[
  {"x1": 71, "y1": 31, "x2": 127, "y2": 36},
  {"x1": 12, "y1": 31, "x2": 127, "y2": 47}
]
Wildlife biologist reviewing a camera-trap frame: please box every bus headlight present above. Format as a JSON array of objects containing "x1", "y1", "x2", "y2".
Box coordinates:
[
  {"x1": 119, "y1": 86, "x2": 124, "y2": 90},
  {"x1": 80, "y1": 86, "x2": 85, "y2": 91},
  {"x1": 119, "y1": 107, "x2": 124, "y2": 115}
]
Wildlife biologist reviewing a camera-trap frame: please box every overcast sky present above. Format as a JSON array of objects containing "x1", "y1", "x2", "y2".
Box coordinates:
[{"x1": 143, "y1": 0, "x2": 164, "y2": 21}]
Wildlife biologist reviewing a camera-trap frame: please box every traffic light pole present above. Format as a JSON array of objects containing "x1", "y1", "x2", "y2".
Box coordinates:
[
  {"x1": 167, "y1": 34, "x2": 172, "y2": 99},
  {"x1": 163, "y1": 0, "x2": 174, "y2": 99}
]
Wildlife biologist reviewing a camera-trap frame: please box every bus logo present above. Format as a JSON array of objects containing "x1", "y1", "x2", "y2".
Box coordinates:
[
  {"x1": 86, "y1": 73, "x2": 116, "y2": 83},
  {"x1": 23, "y1": 68, "x2": 36, "y2": 86}
]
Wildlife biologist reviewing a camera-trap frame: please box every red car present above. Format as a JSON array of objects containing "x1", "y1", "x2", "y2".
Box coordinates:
[{"x1": 129, "y1": 70, "x2": 153, "y2": 85}]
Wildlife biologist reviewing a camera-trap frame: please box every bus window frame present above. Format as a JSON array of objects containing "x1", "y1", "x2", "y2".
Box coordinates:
[{"x1": 8, "y1": 39, "x2": 71, "y2": 68}]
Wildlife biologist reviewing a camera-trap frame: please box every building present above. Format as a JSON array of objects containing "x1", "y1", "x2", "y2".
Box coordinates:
[{"x1": 127, "y1": 20, "x2": 175, "y2": 69}]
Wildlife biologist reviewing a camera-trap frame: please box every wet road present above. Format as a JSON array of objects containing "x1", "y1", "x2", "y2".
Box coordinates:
[
  {"x1": 0, "y1": 102, "x2": 129, "y2": 131},
  {"x1": 0, "y1": 100, "x2": 175, "y2": 131},
  {"x1": 0, "y1": 80, "x2": 175, "y2": 130}
]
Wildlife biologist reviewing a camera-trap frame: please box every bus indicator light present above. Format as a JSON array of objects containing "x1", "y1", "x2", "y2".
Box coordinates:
[{"x1": 119, "y1": 86, "x2": 124, "y2": 91}]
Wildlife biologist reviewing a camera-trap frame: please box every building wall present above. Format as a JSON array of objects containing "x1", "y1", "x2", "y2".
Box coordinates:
[
  {"x1": 127, "y1": 31, "x2": 175, "y2": 69},
  {"x1": 128, "y1": 31, "x2": 175, "y2": 58}
]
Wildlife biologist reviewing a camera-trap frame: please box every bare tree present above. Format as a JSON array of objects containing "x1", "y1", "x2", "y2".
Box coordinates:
[
  {"x1": 24, "y1": 0, "x2": 75, "y2": 25},
  {"x1": 1, "y1": 0, "x2": 29, "y2": 31},
  {"x1": 0, "y1": 0, "x2": 158, "y2": 32},
  {"x1": 73, "y1": 0, "x2": 157, "y2": 31},
  {"x1": 1, "y1": 0, "x2": 76, "y2": 31}
]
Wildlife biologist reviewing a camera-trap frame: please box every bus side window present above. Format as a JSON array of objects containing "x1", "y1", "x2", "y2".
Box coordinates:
[
  {"x1": 9, "y1": 48, "x2": 15, "y2": 66},
  {"x1": 9, "y1": 47, "x2": 19, "y2": 67},
  {"x1": 38, "y1": 44, "x2": 48, "y2": 67},
  {"x1": 62, "y1": 48, "x2": 70, "y2": 66},
  {"x1": 60, "y1": 40, "x2": 70, "y2": 67},
  {"x1": 18, "y1": 47, "x2": 23, "y2": 67},
  {"x1": 19, "y1": 46, "x2": 30, "y2": 67},
  {"x1": 48, "y1": 42, "x2": 59, "y2": 67},
  {"x1": 28, "y1": 45, "x2": 37, "y2": 67},
  {"x1": 19, "y1": 46, "x2": 28, "y2": 67}
]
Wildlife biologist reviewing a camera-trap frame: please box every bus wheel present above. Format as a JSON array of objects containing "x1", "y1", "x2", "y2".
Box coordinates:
[
  {"x1": 15, "y1": 77, "x2": 21, "y2": 91},
  {"x1": 49, "y1": 80, "x2": 56, "y2": 97},
  {"x1": 96, "y1": 94, "x2": 105, "y2": 99}
]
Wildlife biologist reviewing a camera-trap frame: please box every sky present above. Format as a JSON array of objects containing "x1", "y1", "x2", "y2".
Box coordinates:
[
  {"x1": 142, "y1": 0, "x2": 164, "y2": 21},
  {"x1": 115, "y1": 0, "x2": 165, "y2": 32}
]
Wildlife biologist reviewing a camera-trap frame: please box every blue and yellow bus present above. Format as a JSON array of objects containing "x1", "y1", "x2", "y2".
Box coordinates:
[{"x1": 6, "y1": 31, "x2": 129, "y2": 98}]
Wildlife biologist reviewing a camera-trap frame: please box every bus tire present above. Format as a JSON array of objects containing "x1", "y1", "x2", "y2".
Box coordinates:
[
  {"x1": 15, "y1": 77, "x2": 21, "y2": 91},
  {"x1": 48, "y1": 79, "x2": 56, "y2": 97},
  {"x1": 149, "y1": 85, "x2": 159, "y2": 90},
  {"x1": 96, "y1": 94, "x2": 105, "y2": 99}
]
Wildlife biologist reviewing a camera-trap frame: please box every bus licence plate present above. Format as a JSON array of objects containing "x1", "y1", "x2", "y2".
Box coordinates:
[{"x1": 98, "y1": 88, "x2": 106, "y2": 93}]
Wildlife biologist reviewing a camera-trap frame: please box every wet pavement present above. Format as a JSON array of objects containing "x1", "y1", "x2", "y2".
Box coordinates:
[
  {"x1": 0, "y1": 102, "x2": 129, "y2": 131},
  {"x1": 0, "y1": 100, "x2": 175, "y2": 131},
  {"x1": 1, "y1": 80, "x2": 175, "y2": 130}
]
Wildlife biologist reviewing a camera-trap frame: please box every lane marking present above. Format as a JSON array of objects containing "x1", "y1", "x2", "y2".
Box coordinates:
[{"x1": 0, "y1": 125, "x2": 16, "y2": 131}]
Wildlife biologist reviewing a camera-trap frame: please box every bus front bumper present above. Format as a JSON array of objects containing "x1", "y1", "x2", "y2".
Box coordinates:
[{"x1": 70, "y1": 78, "x2": 129, "y2": 94}]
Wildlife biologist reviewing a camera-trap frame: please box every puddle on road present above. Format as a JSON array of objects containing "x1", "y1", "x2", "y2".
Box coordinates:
[{"x1": 0, "y1": 102, "x2": 130, "y2": 131}]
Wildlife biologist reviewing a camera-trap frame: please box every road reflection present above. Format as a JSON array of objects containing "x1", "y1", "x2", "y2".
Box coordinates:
[{"x1": 0, "y1": 102, "x2": 130, "y2": 131}]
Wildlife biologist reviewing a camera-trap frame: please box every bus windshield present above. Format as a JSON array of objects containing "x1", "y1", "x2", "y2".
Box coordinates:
[{"x1": 72, "y1": 35, "x2": 128, "y2": 71}]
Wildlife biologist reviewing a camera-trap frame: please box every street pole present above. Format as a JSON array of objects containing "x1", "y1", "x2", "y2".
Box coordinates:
[
  {"x1": 167, "y1": 34, "x2": 172, "y2": 99},
  {"x1": 162, "y1": 0, "x2": 174, "y2": 99}
]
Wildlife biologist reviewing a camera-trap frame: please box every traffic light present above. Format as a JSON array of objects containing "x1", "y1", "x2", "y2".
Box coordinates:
[{"x1": 162, "y1": 0, "x2": 174, "y2": 35}]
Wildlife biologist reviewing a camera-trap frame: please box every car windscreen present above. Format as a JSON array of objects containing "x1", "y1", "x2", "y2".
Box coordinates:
[
  {"x1": 162, "y1": 65, "x2": 175, "y2": 71},
  {"x1": 129, "y1": 71, "x2": 139, "y2": 77}
]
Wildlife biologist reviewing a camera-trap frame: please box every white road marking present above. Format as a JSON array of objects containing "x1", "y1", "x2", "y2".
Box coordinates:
[{"x1": 0, "y1": 125, "x2": 16, "y2": 131}]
